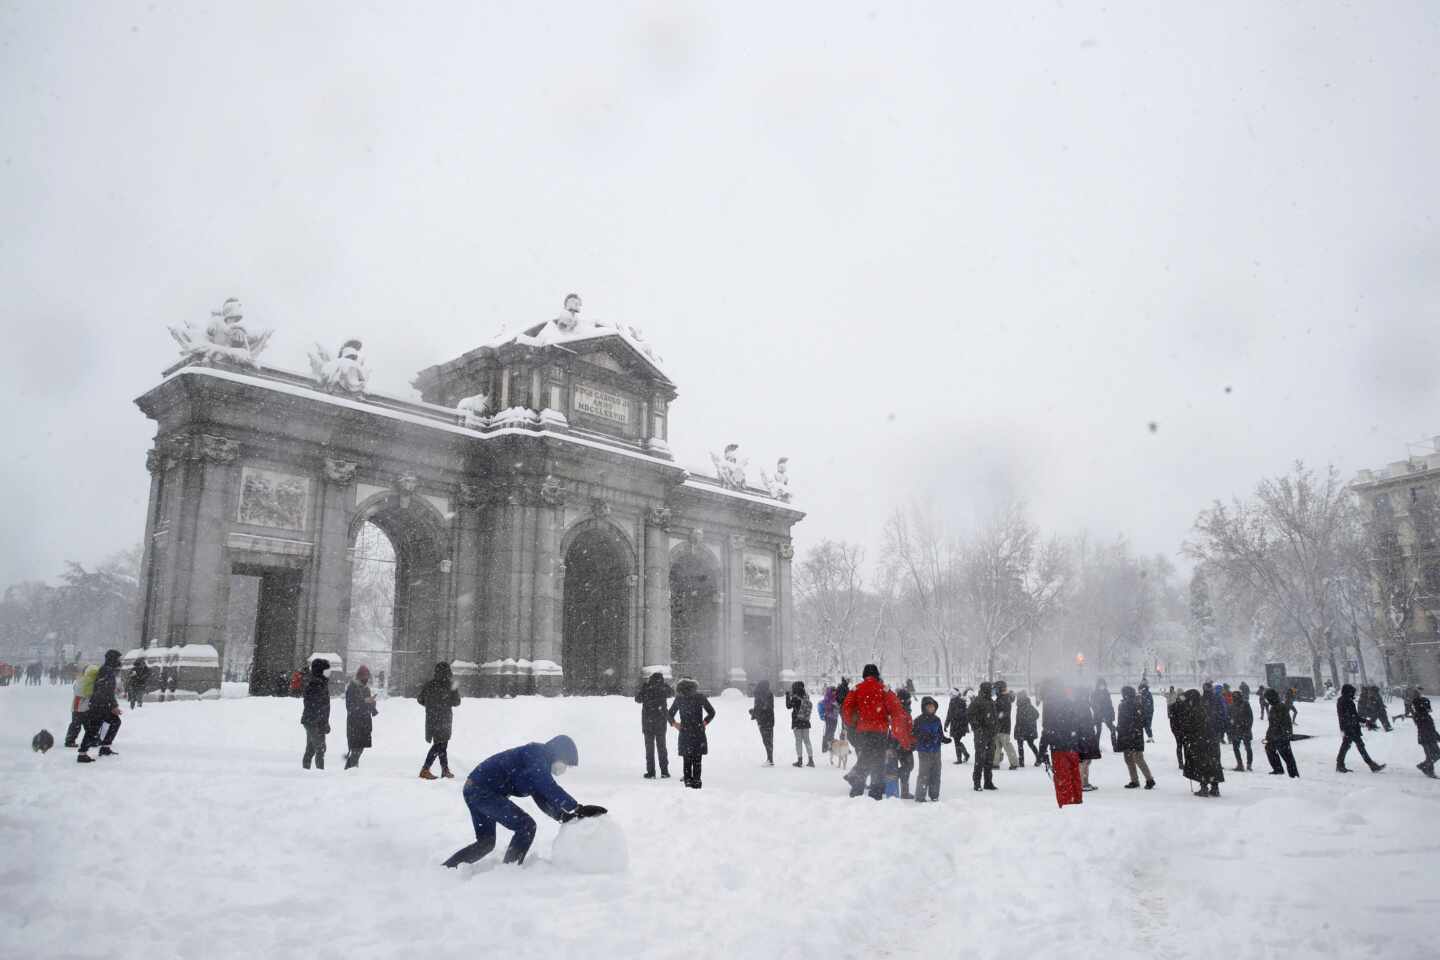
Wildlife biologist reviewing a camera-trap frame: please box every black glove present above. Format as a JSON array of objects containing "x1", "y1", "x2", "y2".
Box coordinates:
[{"x1": 574, "y1": 804, "x2": 608, "y2": 819}]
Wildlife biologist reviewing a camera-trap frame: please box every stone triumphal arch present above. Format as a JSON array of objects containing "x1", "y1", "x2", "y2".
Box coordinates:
[{"x1": 133, "y1": 295, "x2": 803, "y2": 695}]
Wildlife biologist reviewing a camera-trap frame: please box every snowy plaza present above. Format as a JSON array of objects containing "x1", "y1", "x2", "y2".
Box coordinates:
[{"x1": 2, "y1": 684, "x2": 1436, "y2": 960}]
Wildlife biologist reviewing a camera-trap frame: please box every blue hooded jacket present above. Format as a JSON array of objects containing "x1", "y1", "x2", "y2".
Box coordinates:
[
  {"x1": 467, "y1": 735, "x2": 580, "y2": 820},
  {"x1": 912, "y1": 713, "x2": 945, "y2": 753}
]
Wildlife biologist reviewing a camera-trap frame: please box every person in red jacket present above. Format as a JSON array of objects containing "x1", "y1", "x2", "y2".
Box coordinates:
[{"x1": 841, "y1": 664, "x2": 914, "y2": 799}]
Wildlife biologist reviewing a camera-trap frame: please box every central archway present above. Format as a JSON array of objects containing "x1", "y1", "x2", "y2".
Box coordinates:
[{"x1": 561, "y1": 524, "x2": 632, "y2": 694}]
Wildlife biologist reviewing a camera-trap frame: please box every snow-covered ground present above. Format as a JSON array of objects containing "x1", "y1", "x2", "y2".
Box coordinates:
[{"x1": 2, "y1": 685, "x2": 1435, "y2": 960}]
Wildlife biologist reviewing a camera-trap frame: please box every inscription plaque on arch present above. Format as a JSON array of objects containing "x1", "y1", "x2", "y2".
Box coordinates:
[{"x1": 573, "y1": 382, "x2": 629, "y2": 425}]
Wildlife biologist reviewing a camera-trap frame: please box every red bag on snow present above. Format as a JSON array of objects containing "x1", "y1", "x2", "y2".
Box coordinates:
[{"x1": 1051, "y1": 750, "x2": 1083, "y2": 808}]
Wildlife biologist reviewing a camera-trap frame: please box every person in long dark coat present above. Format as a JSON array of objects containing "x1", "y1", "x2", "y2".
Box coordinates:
[
  {"x1": 1229, "y1": 683, "x2": 1255, "y2": 772},
  {"x1": 944, "y1": 688, "x2": 970, "y2": 764},
  {"x1": 1116, "y1": 685, "x2": 1155, "y2": 789},
  {"x1": 344, "y1": 664, "x2": 378, "y2": 769},
  {"x1": 1166, "y1": 687, "x2": 1185, "y2": 769},
  {"x1": 635, "y1": 671, "x2": 674, "y2": 779},
  {"x1": 750, "y1": 679, "x2": 776, "y2": 765},
  {"x1": 1262, "y1": 687, "x2": 1300, "y2": 777},
  {"x1": 300, "y1": 658, "x2": 331, "y2": 770},
  {"x1": 1075, "y1": 691, "x2": 1102, "y2": 790},
  {"x1": 417, "y1": 661, "x2": 461, "y2": 779},
  {"x1": 834, "y1": 677, "x2": 853, "y2": 741},
  {"x1": 669, "y1": 678, "x2": 716, "y2": 788},
  {"x1": 969, "y1": 683, "x2": 997, "y2": 792},
  {"x1": 1180, "y1": 688, "x2": 1225, "y2": 796},
  {"x1": 1138, "y1": 681, "x2": 1155, "y2": 742},
  {"x1": 1412, "y1": 691, "x2": 1438, "y2": 778},
  {"x1": 1013, "y1": 691, "x2": 1040, "y2": 767},
  {"x1": 127, "y1": 657, "x2": 150, "y2": 709},
  {"x1": 77, "y1": 650, "x2": 124, "y2": 763},
  {"x1": 1336, "y1": 683, "x2": 1386, "y2": 773},
  {"x1": 1091, "y1": 678, "x2": 1116, "y2": 743}
]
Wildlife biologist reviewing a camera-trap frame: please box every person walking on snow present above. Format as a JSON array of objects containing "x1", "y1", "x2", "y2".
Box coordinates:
[
  {"x1": 418, "y1": 661, "x2": 461, "y2": 779},
  {"x1": 1263, "y1": 688, "x2": 1300, "y2": 777},
  {"x1": 786, "y1": 680, "x2": 815, "y2": 767},
  {"x1": 1166, "y1": 686, "x2": 1185, "y2": 770},
  {"x1": 65, "y1": 664, "x2": 98, "y2": 748},
  {"x1": 750, "y1": 679, "x2": 776, "y2": 766},
  {"x1": 669, "y1": 678, "x2": 716, "y2": 788},
  {"x1": 1091, "y1": 678, "x2": 1116, "y2": 746},
  {"x1": 1138, "y1": 681, "x2": 1155, "y2": 742},
  {"x1": 969, "y1": 683, "x2": 999, "y2": 792},
  {"x1": 77, "y1": 650, "x2": 124, "y2": 763},
  {"x1": 912, "y1": 696, "x2": 949, "y2": 801},
  {"x1": 344, "y1": 664, "x2": 378, "y2": 769},
  {"x1": 127, "y1": 657, "x2": 150, "y2": 709},
  {"x1": 841, "y1": 664, "x2": 914, "y2": 799},
  {"x1": 635, "y1": 672, "x2": 674, "y2": 779},
  {"x1": 1411, "y1": 690, "x2": 1438, "y2": 778},
  {"x1": 1336, "y1": 683, "x2": 1386, "y2": 773},
  {"x1": 819, "y1": 685, "x2": 838, "y2": 753},
  {"x1": 441, "y1": 735, "x2": 607, "y2": 868},
  {"x1": 1013, "y1": 690, "x2": 1041, "y2": 767},
  {"x1": 945, "y1": 687, "x2": 970, "y2": 764},
  {"x1": 299, "y1": 658, "x2": 331, "y2": 769},
  {"x1": 992, "y1": 681, "x2": 1020, "y2": 770},
  {"x1": 1117, "y1": 685, "x2": 1156, "y2": 789},
  {"x1": 1229, "y1": 683, "x2": 1255, "y2": 772}
]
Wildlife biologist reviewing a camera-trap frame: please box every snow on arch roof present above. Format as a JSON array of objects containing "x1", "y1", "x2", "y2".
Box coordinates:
[{"x1": 485, "y1": 309, "x2": 672, "y2": 385}]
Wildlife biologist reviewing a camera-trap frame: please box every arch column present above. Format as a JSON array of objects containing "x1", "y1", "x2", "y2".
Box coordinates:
[
  {"x1": 309, "y1": 458, "x2": 357, "y2": 667},
  {"x1": 642, "y1": 507, "x2": 672, "y2": 676},
  {"x1": 530, "y1": 480, "x2": 565, "y2": 694},
  {"x1": 726, "y1": 534, "x2": 748, "y2": 689}
]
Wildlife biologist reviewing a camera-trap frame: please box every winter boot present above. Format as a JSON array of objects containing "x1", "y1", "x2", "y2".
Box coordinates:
[
  {"x1": 1196, "y1": 784, "x2": 1210, "y2": 797},
  {"x1": 1233, "y1": 765, "x2": 1245, "y2": 772},
  {"x1": 1369, "y1": 763, "x2": 1386, "y2": 773},
  {"x1": 1210, "y1": 783, "x2": 1220, "y2": 797},
  {"x1": 1124, "y1": 781, "x2": 1140, "y2": 789},
  {"x1": 1144, "y1": 779, "x2": 1156, "y2": 789},
  {"x1": 660, "y1": 771, "x2": 671, "y2": 778},
  {"x1": 442, "y1": 768, "x2": 455, "y2": 779},
  {"x1": 807, "y1": 758, "x2": 815, "y2": 767},
  {"x1": 793, "y1": 760, "x2": 803, "y2": 768},
  {"x1": 344, "y1": 753, "x2": 356, "y2": 770},
  {"x1": 303, "y1": 758, "x2": 311, "y2": 770},
  {"x1": 643, "y1": 772, "x2": 656, "y2": 779},
  {"x1": 419, "y1": 768, "x2": 438, "y2": 780},
  {"x1": 1336, "y1": 764, "x2": 1352, "y2": 773},
  {"x1": 77, "y1": 752, "x2": 94, "y2": 764},
  {"x1": 99, "y1": 746, "x2": 116, "y2": 757},
  {"x1": 1419, "y1": 763, "x2": 1437, "y2": 779},
  {"x1": 315, "y1": 755, "x2": 324, "y2": 770}
]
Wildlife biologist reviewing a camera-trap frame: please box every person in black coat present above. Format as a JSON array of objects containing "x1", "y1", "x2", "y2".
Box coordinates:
[
  {"x1": 750, "y1": 679, "x2": 776, "y2": 765},
  {"x1": 1038, "y1": 684, "x2": 1084, "y2": 762},
  {"x1": 635, "y1": 672, "x2": 674, "y2": 779},
  {"x1": 669, "y1": 677, "x2": 716, "y2": 788},
  {"x1": 1412, "y1": 691, "x2": 1438, "y2": 778},
  {"x1": 1357, "y1": 685, "x2": 1391, "y2": 732},
  {"x1": 127, "y1": 657, "x2": 150, "y2": 709},
  {"x1": 944, "y1": 688, "x2": 970, "y2": 764},
  {"x1": 417, "y1": 661, "x2": 461, "y2": 779},
  {"x1": 785, "y1": 680, "x2": 815, "y2": 767},
  {"x1": 1116, "y1": 685, "x2": 1155, "y2": 789},
  {"x1": 1138, "y1": 681, "x2": 1155, "y2": 742},
  {"x1": 1263, "y1": 687, "x2": 1299, "y2": 777},
  {"x1": 1229, "y1": 683, "x2": 1255, "y2": 772},
  {"x1": 300, "y1": 658, "x2": 331, "y2": 770},
  {"x1": 1013, "y1": 690, "x2": 1040, "y2": 767},
  {"x1": 1336, "y1": 683, "x2": 1386, "y2": 773},
  {"x1": 1166, "y1": 687, "x2": 1185, "y2": 769},
  {"x1": 992, "y1": 681, "x2": 1019, "y2": 770},
  {"x1": 969, "y1": 683, "x2": 998, "y2": 791},
  {"x1": 77, "y1": 649, "x2": 124, "y2": 763},
  {"x1": 1075, "y1": 692, "x2": 1102, "y2": 790},
  {"x1": 1091, "y1": 678, "x2": 1116, "y2": 743},
  {"x1": 834, "y1": 677, "x2": 853, "y2": 740},
  {"x1": 1180, "y1": 688, "x2": 1224, "y2": 796},
  {"x1": 344, "y1": 664, "x2": 378, "y2": 769}
]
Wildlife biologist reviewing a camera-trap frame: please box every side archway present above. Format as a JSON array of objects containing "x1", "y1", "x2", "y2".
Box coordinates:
[{"x1": 560, "y1": 519, "x2": 635, "y2": 694}]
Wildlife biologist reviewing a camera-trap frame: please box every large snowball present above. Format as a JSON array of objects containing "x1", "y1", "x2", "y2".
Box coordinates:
[{"x1": 550, "y1": 817, "x2": 629, "y2": 875}]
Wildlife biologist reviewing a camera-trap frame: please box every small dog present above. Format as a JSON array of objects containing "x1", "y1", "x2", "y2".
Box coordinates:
[
  {"x1": 32, "y1": 729, "x2": 55, "y2": 754},
  {"x1": 829, "y1": 736, "x2": 851, "y2": 769}
]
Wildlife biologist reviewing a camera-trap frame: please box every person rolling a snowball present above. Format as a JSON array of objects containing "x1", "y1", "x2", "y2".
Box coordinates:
[{"x1": 442, "y1": 734, "x2": 607, "y2": 868}]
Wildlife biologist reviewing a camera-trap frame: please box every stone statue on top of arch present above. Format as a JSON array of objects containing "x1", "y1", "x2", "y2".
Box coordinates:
[
  {"x1": 309, "y1": 339, "x2": 370, "y2": 397},
  {"x1": 168, "y1": 297, "x2": 273, "y2": 369},
  {"x1": 760, "y1": 457, "x2": 792, "y2": 503},
  {"x1": 710, "y1": 443, "x2": 748, "y2": 490}
]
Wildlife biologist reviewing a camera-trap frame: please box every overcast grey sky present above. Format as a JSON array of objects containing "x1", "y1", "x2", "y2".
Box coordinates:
[{"x1": 2, "y1": 1, "x2": 1438, "y2": 587}]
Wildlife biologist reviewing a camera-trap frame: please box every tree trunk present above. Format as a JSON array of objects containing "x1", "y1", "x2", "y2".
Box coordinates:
[
  {"x1": 1350, "y1": 621, "x2": 1368, "y2": 686},
  {"x1": 1327, "y1": 649, "x2": 1342, "y2": 690},
  {"x1": 1310, "y1": 652, "x2": 1323, "y2": 689}
]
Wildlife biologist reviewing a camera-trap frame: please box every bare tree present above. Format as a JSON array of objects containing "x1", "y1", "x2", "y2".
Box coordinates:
[
  {"x1": 882, "y1": 504, "x2": 963, "y2": 686},
  {"x1": 794, "y1": 540, "x2": 865, "y2": 677}
]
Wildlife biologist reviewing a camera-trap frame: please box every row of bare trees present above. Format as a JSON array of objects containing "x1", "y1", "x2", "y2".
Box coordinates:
[{"x1": 795, "y1": 462, "x2": 1397, "y2": 691}]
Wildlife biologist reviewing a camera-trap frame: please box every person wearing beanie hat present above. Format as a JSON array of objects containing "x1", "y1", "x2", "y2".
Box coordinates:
[
  {"x1": 945, "y1": 687, "x2": 971, "y2": 764},
  {"x1": 418, "y1": 662, "x2": 462, "y2": 779},
  {"x1": 840, "y1": 664, "x2": 914, "y2": 799},
  {"x1": 1229, "y1": 682, "x2": 1255, "y2": 772},
  {"x1": 785, "y1": 680, "x2": 815, "y2": 767},
  {"x1": 635, "y1": 671, "x2": 675, "y2": 779},
  {"x1": 749, "y1": 679, "x2": 776, "y2": 766},
  {"x1": 911, "y1": 696, "x2": 950, "y2": 801},
  {"x1": 300, "y1": 658, "x2": 332, "y2": 770},
  {"x1": 442, "y1": 734, "x2": 607, "y2": 868},
  {"x1": 968, "y1": 683, "x2": 998, "y2": 791},
  {"x1": 77, "y1": 650, "x2": 124, "y2": 764},
  {"x1": 344, "y1": 664, "x2": 378, "y2": 769}
]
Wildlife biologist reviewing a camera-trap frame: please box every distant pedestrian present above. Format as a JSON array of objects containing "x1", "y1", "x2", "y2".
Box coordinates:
[
  {"x1": 1075, "y1": 689, "x2": 1101, "y2": 791},
  {"x1": 1229, "y1": 683, "x2": 1255, "y2": 772},
  {"x1": 1117, "y1": 685, "x2": 1155, "y2": 790},
  {"x1": 1263, "y1": 688, "x2": 1299, "y2": 777},
  {"x1": 894, "y1": 686, "x2": 915, "y2": 796},
  {"x1": 1166, "y1": 686, "x2": 1185, "y2": 770},
  {"x1": 1411, "y1": 690, "x2": 1438, "y2": 778},
  {"x1": 289, "y1": 669, "x2": 303, "y2": 698},
  {"x1": 1358, "y1": 685, "x2": 1391, "y2": 732},
  {"x1": 785, "y1": 680, "x2": 815, "y2": 767},
  {"x1": 1335, "y1": 683, "x2": 1385, "y2": 774},
  {"x1": 911, "y1": 696, "x2": 949, "y2": 802},
  {"x1": 635, "y1": 671, "x2": 674, "y2": 779},
  {"x1": 300, "y1": 658, "x2": 331, "y2": 770},
  {"x1": 834, "y1": 677, "x2": 853, "y2": 740},
  {"x1": 749, "y1": 679, "x2": 776, "y2": 766},
  {"x1": 344, "y1": 665, "x2": 378, "y2": 769},
  {"x1": 944, "y1": 687, "x2": 970, "y2": 764},
  {"x1": 969, "y1": 682, "x2": 998, "y2": 792},
  {"x1": 1285, "y1": 688, "x2": 1298, "y2": 725},
  {"x1": 669, "y1": 677, "x2": 716, "y2": 788},
  {"x1": 127, "y1": 657, "x2": 150, "y2": 709},
  {"x1": 992, "y1": 681, "x2": 1019, "y2": 770},
  {"x1": 819, "y1": 685, "x2": 838, "y2": 753},
  {"x1": 1013, "y1": 690, "x2": 1041, "y2": 767},
  {"x1": 1257, "y1": 684, "x2": 1269, "y2": 720},
  {"x1": 1091, "y1": 678, "x2": 1116, "y2": 745},
  {"x1": 1180, "y1": 688, "x2": 1224, "y2": 796},
  {"x1": 417, "y1": 662, "x2": 461, "y2": 780},
  {"x1": 1138, "y1": 681, "x2": 1155, "y2": 742}
]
